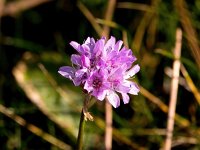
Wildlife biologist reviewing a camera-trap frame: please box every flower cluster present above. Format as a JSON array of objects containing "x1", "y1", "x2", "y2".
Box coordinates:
[{"x1": 58, "y1": 36, "x2": 140, "y2": 108}]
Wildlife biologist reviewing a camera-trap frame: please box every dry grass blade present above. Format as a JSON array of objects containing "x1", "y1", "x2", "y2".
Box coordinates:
[
  {"x1": 174, "y1": 0, "x2": 200, "y2": 69},
  {"x1": 12, "y1": 55, "x2": 78, "y2": 140},
  {"x1": 134, "y1": 128, "x2": 166, "y2": 136},
  {"x1": 140, "y1": 86, "x2": 168, "y2": 113},
  {"x1": 1, "y1": 0, "x2": 50, "y2": 17},
  {"x1": 164, "y1": 28, "x2": 182, "y2": 150},
  {"x1": 131, "y1": 0, "x2": 159, "y2": 52},
  {"x1": 102, "y1": 0, "x2": 116, "y2": 37},
  {"x1": 77, "y1": 1, "x2": 103, "y2": 37},
  {"x1": 95, "y1": 117, "x2": 147, "y2": 150},
  {"x1": 122, "y1": 30, "x2": 128, "y2": 48},
  {"x1": 38, "y1": 63, "x2": 80, "y2": 111},
  {"x1": 95, "y1": 18, "x2": 128, "y2": 47},
  {"x1": 140, "y1": 86, "x2": 190, "y2": 127},
  {"x1": 171, "y1": 136, "x2": 197, "y2": 148},
  {"x1": 117, "y1": 2, "x2": 151, "y2": 12},
  {"x1": 0, "y1": 104, "x2": 71, "y2": 150},
  {"x1": 96, "y1": 19, "x2": 124, "y2": 30},
  {"x1": 181, "y1": 64, "x2": 200, "y2": 105},
  {"x1": 0, "y1": 0, "x2": 5, "y2": 17}
]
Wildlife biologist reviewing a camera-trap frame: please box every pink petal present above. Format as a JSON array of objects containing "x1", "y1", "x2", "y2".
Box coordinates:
[
  {"x1": 121, "y1": 93, "x2": 130, "y2": 104},
  {"x1": 58, "y1": 66, "x2": 75, "y2": 80},
  {"x1": 71, "y1": 54, "x2": 81, "y2": 66},
  {"x1": 124, "y1": 64, "x2": 140, "y2": 79},
  {"x1": 70, "y1": 41, "x2": 80, "y2": 51},
  {"x1": 84, "y1": 80, "x2": 93, "y2": 92},
  {"x1": 81, "y1": 55, "x2": 90, "y2": 68},
  {"x1": 129, "y1": 82, "x2": 140, "y2": 95},
  {"x1": 75, "y1": 68, "x2": 87, "y2": 78},
  {"x1": 93, "y1": 89, "x2": 107, "y2": 101},
  {"x1": 70, "y1": 41, "x2": 86, "y2": 54},
  {"x1": 104, "y1": 36, "x2": 116, "y2": 52},
  {"x1": 85, "y1": 37, "x2": 95, "y2": 47},
  {"x1": 117, "y1": 84, "x2": 130, "y2": 93},
  {"x1": 114, "y1": 40, "x2": 123, "y2": 51},
  {"x1": 82, "y1": 44, "x2": 90, "y2": 51},
  {"x1": 93, "y1": 38, "x2": 104, "y2": 56},
  {"x1": 84, "y1": 37, "x2": 92, "y2": 44},
  {"x1": 106, "y1": 90, "x2": 120, "y2": 108}
]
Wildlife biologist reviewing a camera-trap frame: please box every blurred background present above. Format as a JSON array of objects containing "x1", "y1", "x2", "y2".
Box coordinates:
[{"x1": 0, "y1": 0, "x2": 200, "y2": 149}]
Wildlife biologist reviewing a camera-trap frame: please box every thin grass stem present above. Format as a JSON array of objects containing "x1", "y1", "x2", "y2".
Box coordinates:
[{"x1": 164, "y1": 28, "x2": 182, "y2": 150}]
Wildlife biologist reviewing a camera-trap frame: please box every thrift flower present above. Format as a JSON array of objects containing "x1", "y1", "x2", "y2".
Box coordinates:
[
  {"x1": 58, "y1": 36, "x2": 140, "y2": 108},
  {"x1": 84, "y1": 69, "x2": 108, "y2": 101}
]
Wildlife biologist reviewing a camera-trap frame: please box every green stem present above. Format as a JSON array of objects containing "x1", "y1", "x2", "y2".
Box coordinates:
[{"x1": 76, "y1": 109, "x2": 85, "y2": 150}]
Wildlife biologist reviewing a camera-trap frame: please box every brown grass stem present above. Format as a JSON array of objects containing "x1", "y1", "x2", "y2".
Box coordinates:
[
  {"x1": 174, "y1": 0, "x2": 200, "y2": 69},
  {"x1": 0, "y1": 0, "x2": 5, "y2": 17},
  {"x1": 131, "y1": 0, "x2": 159, "y2": 52},
  {"x1": 1, "y1": 0, "x2": 50, "y2": 17},
  {"x1": 102, "y1": 0, "x2": 116, "y2": 37},
  {"x1": 164, "y1": 28, "x2": 182, "y2": 150},
  {"x1": 140, "y1": 86, "x2": 190, "y2": 127},
  {"x1": 77, "y1": 1, "x2": 103, "y2": 37},
  {"x1": 105, "y1": 99, "x2": 113, "y2": 150},
  {"x1": 117, "y1": 2, "x2": 151, "y2": 12}
]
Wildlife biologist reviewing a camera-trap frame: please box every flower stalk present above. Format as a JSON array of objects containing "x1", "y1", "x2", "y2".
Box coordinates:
[
  {"x1": 76, "y1": 95, "x2": 93, "y2": 150},
  {"x1": 76, "y1": 108, "x2": 85, "y2": 150}
]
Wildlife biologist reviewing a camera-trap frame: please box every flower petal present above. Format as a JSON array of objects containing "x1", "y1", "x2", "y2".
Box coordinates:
[
  {"x1": 129, "y1": 82, "x2": 140, "y2": 95},
  {"x1": 71, "y1": 54, "x2": 81, "y2": 66},
  {"x1": 81, "y1": 55, "x2": 90, "y2": 68},
  {"x1": 93, "y1": 89, "x2": 107, "y2": 101},
  {"x1": 114, "y1": 40, "x2": 123, "y2": 51},
  {"x1": 124, "y1": 64, "x2": 140, "y2": 79},
  {"x1": 73, "y1": 68, "x2": 88, "y2": 86},
  {"x1": 104, "y1": 36, "x2": 116, "y2": 52},
  {"x1": 121, "y1": 93, "x2": 130, "y2": 104},
  {"x1": 106, "y1": 90, "x2": 120, "y2": 108},
  {"x1": 84, "y1": 37, "x2": 92, "y2": 44},
  {"x1": 93, "y1": 38, "x2": 105, "y2": 56},
  {"x1": 116, "y1": 84, "x2": 130, "y2": 93},
  {"x1": 58, "y1": 66, "x2": 75, "y2": 80},
  {"x1": 85, "y1": 37, "x2": 95, "y2": 49},
  {"x1": 70, "y1": 41, "x2": 81, "y2": 52},
  {"x1": 84, "y1": 80, "x2": 93, "y2": 92}
]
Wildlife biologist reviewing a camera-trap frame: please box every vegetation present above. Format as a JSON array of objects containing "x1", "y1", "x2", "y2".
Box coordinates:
[{"x1": 0, "y1": 0, "x2": 200, "y2": 149}]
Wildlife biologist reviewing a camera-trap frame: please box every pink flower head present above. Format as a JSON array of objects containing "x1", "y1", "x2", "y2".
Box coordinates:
[{"x1": 58, "y1": 36, "x2": 140, "y2": 108}]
